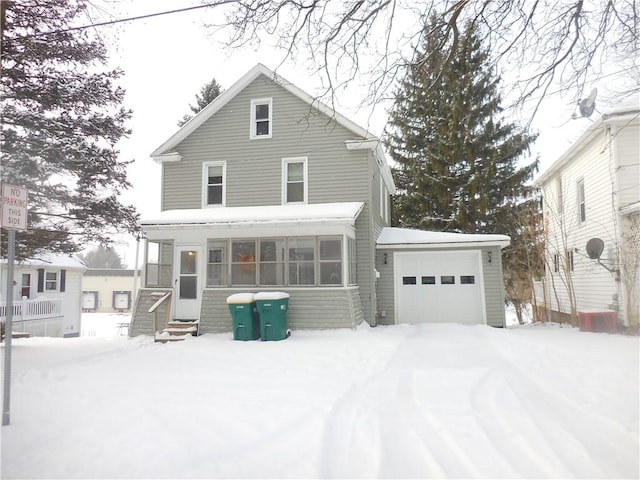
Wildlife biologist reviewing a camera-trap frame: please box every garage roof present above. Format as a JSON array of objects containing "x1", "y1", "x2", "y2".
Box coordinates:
[{"x1": 377, "y1": 227, "x2": 510, "y2": 248}]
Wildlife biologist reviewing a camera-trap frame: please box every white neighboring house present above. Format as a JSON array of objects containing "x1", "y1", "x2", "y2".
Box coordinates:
[
  {"x1": 0, "y1": 253, "x2": 86, "y2": 337},
  {"x1": 535, "y1": 95, "x2": 640, "y2": 329}
]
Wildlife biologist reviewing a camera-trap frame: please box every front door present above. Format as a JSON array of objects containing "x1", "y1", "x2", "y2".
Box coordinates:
[{"x1": 174, "y1": 246, "x2": 202, "y2": 320}]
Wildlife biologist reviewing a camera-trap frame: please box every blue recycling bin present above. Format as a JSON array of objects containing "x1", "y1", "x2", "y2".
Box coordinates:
[
  {"x1": 226, "y1": 293, "x2": 260, "y2": 341},
  {"x1": 255, "y1": 292, "x2": 290, "y2": 341}
]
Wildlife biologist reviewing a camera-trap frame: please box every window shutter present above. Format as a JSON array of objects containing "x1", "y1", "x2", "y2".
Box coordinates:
[
  {"x1": 37, "y1": 269, "x2": 44, "y2": 292},
  {"x1": 60, "y1": 270, "x2": 66, "y2": 292}
]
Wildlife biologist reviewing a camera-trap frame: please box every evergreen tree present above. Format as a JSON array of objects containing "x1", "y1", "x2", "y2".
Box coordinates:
[
  {"x1": 385, "y1": 18, "x2": 538, "y2": 235},
  {"x1": 78, "y1": 246, "x2": 126, "y2": 269},
  {"x1": 1, "y1": 0, "x2": 138, "y2": 261},
  {"x1": 178, "y1": 77, "x2": 223, "y2": 127}
]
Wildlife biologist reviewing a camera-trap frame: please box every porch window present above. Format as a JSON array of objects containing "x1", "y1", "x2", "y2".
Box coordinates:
[
  {"x1": 250, "y1": 98, "x2": 272, "y2": 139},
  {"x1": 206, "y1": 242, "x2": 227, "y2": 286},
  {"x1": 145, "y1": 240, "x2": 173, "y2": 287},
  {"x1": 259, "y1": 239, "x2": 285, "y2": 286},
  {"x1": 283, "y1": 157, "x2": 307, "y2": 204},
  {"x1": 231, "y1": 240, "x2": 256, "y2": 285},
  {"x1": 288, "y1": 238, "x2": 315, "y2": 285},
  {"x1": 319, "y1": 237, "x2": 342, "y2": 285},
  {"x1": 203, "y1": 162, "x2": 225, "y2": 206},
  {"x1": 45, "y1": 271, "x2": 58, "y2": 291}
]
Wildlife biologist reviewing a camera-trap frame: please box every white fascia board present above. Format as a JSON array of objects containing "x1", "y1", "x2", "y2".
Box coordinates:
[
  {"x1": 535, "y1": 104, "x2": 640, "y2": 186},
  {"x1": 535, "y1": 121, "x2": 603, "y2": 186},
  {"x1": 151, "y1": 152, "x2": 182, "y2": 164},
  {"x1": 150, "y1": 63, "x2": 380, "y2": 158},
  {"x1": 620, "y1": 201, "x2": 640, "y2": 215},
  {"x1": 376, "y1": 240, "x2": 511, "y2": 250},
  {"x1": 143, "y1": 220, "x2": 358, "y2": 240}
]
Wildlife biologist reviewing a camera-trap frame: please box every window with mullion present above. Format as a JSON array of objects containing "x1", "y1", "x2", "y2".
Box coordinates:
[
  {"x1": 283, "y1": 157, "x2": 307, "y2": 204},
  {"x1": 259, "y1": 239, "x2": 285, "y2": 286},
  {"x1": 288, "y1": 238, "x2": 315, "y2": 285},
  {"x1": 203, "y1": 162, "x2": 225, "y2": 206},
  {"x1": 250, "y1": 98, "x2": 272, "y2": 139},
  {"x1": 319, "y1": 237, "x2": 342, "y2": 285}
]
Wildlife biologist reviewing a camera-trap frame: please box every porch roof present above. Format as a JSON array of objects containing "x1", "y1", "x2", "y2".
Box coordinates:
[{"x1": 140, "y1": 202, "x2": 365, "y2": 228}]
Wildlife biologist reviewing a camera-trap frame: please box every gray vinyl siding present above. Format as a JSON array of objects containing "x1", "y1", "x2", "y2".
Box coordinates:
[
  {"x1": 162, "y1": 74, "x2": 370, "y2": 210},
  {"x1": 375, "y1": 246, "x2": 506, "y2": 327},
  {"x1": 159, "y1": 73, "x2": 378, "y2": 323},
  {"x1": 198, "y1": 287, "x2": 364, "y2": 334}
]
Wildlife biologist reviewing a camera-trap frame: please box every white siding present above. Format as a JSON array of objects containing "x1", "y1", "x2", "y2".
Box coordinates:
[{"x1": 540, "y1": 119, "x2": 639, "y2": 325}]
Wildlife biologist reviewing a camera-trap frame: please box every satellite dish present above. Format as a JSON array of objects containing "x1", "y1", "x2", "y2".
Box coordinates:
[
  {"x1": 586, "y1": 237, "x2": 604, "y2": 260},
  {"x1": 578, "y1": 88, "x2": 598, "y2": 117}
]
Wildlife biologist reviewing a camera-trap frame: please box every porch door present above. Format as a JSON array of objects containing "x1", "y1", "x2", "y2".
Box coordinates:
[{"x1": 174, "y1": 246, "x2": 202, "y2": 320}]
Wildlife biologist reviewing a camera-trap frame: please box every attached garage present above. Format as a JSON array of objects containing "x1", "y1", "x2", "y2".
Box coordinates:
[{"x1": 376, "y1": 228, "x2": 510, "y2": 327}]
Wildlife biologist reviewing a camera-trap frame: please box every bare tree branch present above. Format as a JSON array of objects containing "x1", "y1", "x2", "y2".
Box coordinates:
[{"x1": 206, "y1": 0, "x2": 638, "y2": 122}]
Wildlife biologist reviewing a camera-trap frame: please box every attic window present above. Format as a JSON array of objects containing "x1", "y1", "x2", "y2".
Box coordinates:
[{"x1": 250, "y1": 98, "x2": 272, "y2": 139}]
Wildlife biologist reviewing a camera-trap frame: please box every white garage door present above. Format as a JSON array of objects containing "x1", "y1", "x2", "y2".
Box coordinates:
[{"x1": 395, "y1": 250, "x2": 485, "y2": 324}]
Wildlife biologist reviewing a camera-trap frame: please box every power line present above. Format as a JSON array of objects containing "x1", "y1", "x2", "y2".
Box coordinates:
[{"x1": 17, "y1": 1, "x2": 233, "y2": 39}]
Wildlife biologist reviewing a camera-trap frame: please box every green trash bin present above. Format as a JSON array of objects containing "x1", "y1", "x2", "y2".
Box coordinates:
[
  {"x1": 255, "y1": 292, "x2": 290, "y2": 341},
  {"x1": 226, "y1": 293, "x2": 260, "y2": 341}
]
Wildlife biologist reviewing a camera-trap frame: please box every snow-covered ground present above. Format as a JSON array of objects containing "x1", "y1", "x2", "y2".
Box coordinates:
[{"x1": 1, "y1": 312, "x2": 638, "y2": 479}]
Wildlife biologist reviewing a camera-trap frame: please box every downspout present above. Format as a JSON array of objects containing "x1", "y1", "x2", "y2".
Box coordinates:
[
  {"x1": 369, "y1": 149, "x2": 378, "y2": 327},
  {"x1": 607, "y1": 124, "x2": 623, "y2": 326}
]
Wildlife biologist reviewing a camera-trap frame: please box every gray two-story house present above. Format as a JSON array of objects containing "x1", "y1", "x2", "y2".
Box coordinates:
[{"x1": 129, "y1": 64, "x2": 509, "y2": 337}]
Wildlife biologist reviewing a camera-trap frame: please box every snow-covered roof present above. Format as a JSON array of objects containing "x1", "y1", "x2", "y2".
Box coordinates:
[
  {"x1": 141, "y1": 202, "x2": 364, "y2": 227},
  {"x1": 2, "y1": 252, "x2": 86, "y2": 269},
  {"x1": 377, "y1": 227, "x2": 510, "y2": 248}
]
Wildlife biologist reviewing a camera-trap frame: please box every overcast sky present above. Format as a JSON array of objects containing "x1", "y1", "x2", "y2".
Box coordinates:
[{"x1": 93, "y1": 0, "x2": 611, "y2": 267}]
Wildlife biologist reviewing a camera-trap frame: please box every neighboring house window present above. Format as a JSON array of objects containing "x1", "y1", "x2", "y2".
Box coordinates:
[
  {"x1": 206, "y1": 241, "x2": 227, "y2": 286},
  {"x1": 45, "y1": 271, "x2": 58, "y2": 291},
  {"x1": 553, "y1": 253, "x2": 559, "y2": 273},
  {"x1": 203, "y1": 162, "x2": 225, "y2": 206},
  {"x1": 250, "y1": 98, "x2": 272, "y2": 139},
  {"x1": 21, "y1": 273, "x2": 31, "y2": 298},
  {"x1": 231, "y1": 240, "x2": 256, "y2": 285},
  {"x1": 556, "y1": 177, "x2": 563, "y2": 214},
  {"x1": 288, "y1": 237, "x2": 315, "y2": 285},
  {"x1": 282, "y1": 157, "x2": 308, "y2": 204},
  {"x1": 577, "y1": 179, "x2": 586, "y2": 223},
  {"x1": 259, "y1": 239, "x2": 285, "y2": 286},
  {"x1": 565, "y1": 250, "x2": 574, "y2": 273},
  {"x1": 319, "y1": 237, "x2": 342, "y2": 285}
]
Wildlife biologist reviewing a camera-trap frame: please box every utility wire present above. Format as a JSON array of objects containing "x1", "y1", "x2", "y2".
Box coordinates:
[{"x1": 17, "y1": 1, "x2": 233, "y2": 39}]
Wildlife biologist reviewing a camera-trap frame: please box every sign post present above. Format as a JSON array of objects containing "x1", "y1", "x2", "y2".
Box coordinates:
[{"x1": 1, "y1": 183, "x2": 28, "y2": 426}]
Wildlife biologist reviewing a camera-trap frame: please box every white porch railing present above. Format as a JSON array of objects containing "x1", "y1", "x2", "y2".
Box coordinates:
[{"x1": 0, "y1": 297, "x2": 63, "y2": 321}]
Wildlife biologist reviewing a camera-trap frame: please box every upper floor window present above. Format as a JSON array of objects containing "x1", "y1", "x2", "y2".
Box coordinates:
[
  {"x1": 556, "y1": 177, "x2": 563, "y2": 215},
  {"x1": 203, "y1": 162, "x2": 225, "y2": 206},
  {"x1": 577, "y1": 179, "x2": 586, "y2": 223},
  {"x1": 283, "y1": 157, "x2": 308, "y2": 204},
  {"x1": 250, "y1": 98, "x2": 272, "y2": 139}
]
